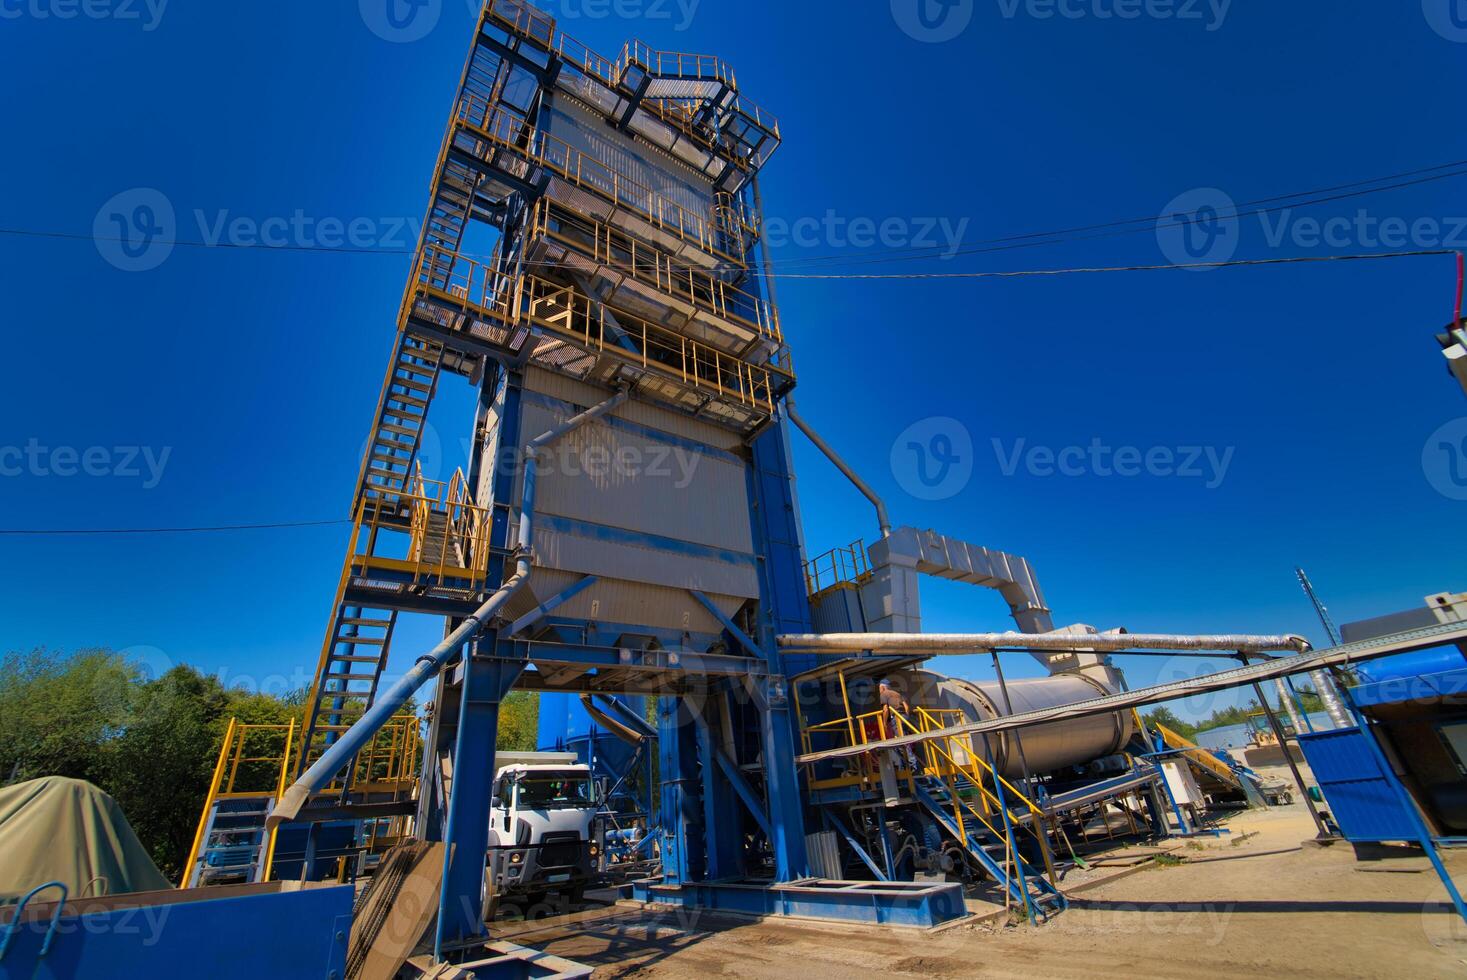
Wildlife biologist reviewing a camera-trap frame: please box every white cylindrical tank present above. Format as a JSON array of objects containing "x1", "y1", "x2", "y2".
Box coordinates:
[{"x1": 907, "y1": 670, "x2": 1132, "y2": 779}]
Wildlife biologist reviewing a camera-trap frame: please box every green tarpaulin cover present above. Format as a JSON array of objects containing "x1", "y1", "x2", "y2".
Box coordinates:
[{"x1": 0, "y1": 776, "x2": 171, "y2": 903}]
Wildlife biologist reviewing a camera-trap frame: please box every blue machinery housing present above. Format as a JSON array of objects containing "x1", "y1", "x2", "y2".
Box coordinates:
[{"x1": 1294, "y1": 627, "x2": 1467, "y2": 923}]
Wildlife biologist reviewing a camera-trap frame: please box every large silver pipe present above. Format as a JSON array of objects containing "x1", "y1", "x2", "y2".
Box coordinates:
[
  {"x1": 1308, "y1": 669, "x2": 1353, "y2": 728},
  {"x1": 1273, "y1": 677, "x2": 1307, "y2": 733},
  {"x1": 270, "y1": 389, "x2": 628, "y2": 827},
  {"x1": 778, "y1": 630, "x2": 1312, "y2": 655},
  {"x1": 909, "y1": 670, "x2": 1130, "y2": 778},
  {"x1": 784, "y1": 396, "x2": 891, "y2": 538}
]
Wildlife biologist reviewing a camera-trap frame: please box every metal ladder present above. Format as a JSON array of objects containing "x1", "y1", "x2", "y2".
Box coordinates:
[
  {"x1": 182, "y1": 719, "x2": 294, "y2": 888},
  {"x1": 358, "y1": 334, "x2": 445, "y2": 507},
  {"x1": 297, "y1": 605, "x2": 399, "y2": 785}
]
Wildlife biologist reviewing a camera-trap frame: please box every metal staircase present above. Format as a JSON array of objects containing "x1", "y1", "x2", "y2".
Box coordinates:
[
  {"x1": 298, "y1": 605, "x2": 399, "y2": 782},
  {"x1": 357, "y1": 334, "x2": 445, "y2": 507},
  {"x1": 911, "y1": 777, "x2": 1067, "y2": 922},
  {"x1": 181, "y1": 720, "x2": 294, "y2": 888}
]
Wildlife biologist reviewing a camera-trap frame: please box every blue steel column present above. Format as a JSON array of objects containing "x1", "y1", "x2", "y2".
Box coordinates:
[
  {"x1": 433, "y1": 359, "x2": 529, "y2": 952},
  {"x1": 746, "y1": 416, "x2": 814, "y2": 879},
  {"x1": 658, "y1": 696, "x2": 704, "y2": 884},
  {"x1": 435, "y1": 649, "x2": 524, "y2": 953},
  {"x1": 697, "y1": 691, "x2": 741, "y2": 879}
]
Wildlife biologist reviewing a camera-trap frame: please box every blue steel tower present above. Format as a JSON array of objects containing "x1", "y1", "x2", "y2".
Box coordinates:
[{"x1": 287, "y1": 0, "x2": 808, "y2": 951}]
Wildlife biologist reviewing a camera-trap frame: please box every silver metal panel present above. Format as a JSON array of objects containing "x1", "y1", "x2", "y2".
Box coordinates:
[
  {"x1": 527, "y1": 367, "x2": 745, "y2": 452},
  {"x1": 506, "y1": 565, "x2": 745, "y2": 636},
  {"x1": 516, "y1": 401, "x2": 752, "y2": 555},
  {"x1": 543, "y1": 96, "x2": 714, "y2": 218},
  {"x1": 531, "y1": 523, "x2": 757, "y2": 599}
]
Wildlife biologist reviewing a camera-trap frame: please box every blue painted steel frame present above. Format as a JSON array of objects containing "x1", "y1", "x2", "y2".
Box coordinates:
[
  {"x1": 1332, "y1": 682, "x2": 1467, "y2": 925},
  {"x1": 630, "y1": 877, "x2": 967, "y2": 928},
  {"x1": 435, "y1": 360, "x2": 530, "y2": 955},
  {"x1": 0, "y1": 885, "x2": 352, "y2": 980}
]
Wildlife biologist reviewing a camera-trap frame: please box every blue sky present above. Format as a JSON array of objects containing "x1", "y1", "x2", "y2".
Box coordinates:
[{"x1": 1, "y1": 1, "x2": 1463, "y2": 720}]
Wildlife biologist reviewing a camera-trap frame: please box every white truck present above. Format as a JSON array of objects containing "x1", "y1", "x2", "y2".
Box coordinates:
[{"x1": 487, "y1": 752, "x2": 598, "y2": 910}]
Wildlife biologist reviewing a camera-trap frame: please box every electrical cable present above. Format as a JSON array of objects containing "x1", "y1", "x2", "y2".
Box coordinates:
[{"x1": 0, "y1": 519, "x2": 351, "y2": 536}]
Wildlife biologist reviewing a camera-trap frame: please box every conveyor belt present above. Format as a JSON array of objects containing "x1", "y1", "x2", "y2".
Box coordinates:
[{"x1": 796, "y1": 620, "x2": 1467, "y2": 766}]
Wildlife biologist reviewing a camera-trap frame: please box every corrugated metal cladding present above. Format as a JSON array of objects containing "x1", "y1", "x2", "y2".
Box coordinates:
[
  {"x1": 543, "y1": 95, "x2": 714, "y2": 218},
  {"x1": 1296, "y1": 728, "x2": 1418, "y2": 841},
  {"x1": 505, "y1": 566, "x2": 741, "y2": 638},
  {"x1": 527, "y1": 366, "x2": 745, "y2": 453},
  {"x1": 804, "y1": 831, "x2": 841, "y2": 879},
  {"x1": 504, "y1": 369, "x2": 760, "y2": 632}
]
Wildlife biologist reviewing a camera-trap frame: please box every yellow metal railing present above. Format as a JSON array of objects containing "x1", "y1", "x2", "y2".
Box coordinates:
[
  {"x1": 486, "y1": 0, "x2": 780, "y2": 142},
  {"x1": 528, "y1": 197, "x2": 783, "y2": 344},
  {"x1": 518, "y1": 273, "x2": 781, "y2": 410},
  {"x1": 797, "y1": 681, "x2": 1058, "y2": 885},
  {"x1": 182, "y1": 714, "x2": 424, "y2": 884},
  {"x1": 350, "y1": 464, "x2": 494, "y2": 591},
  {"x1": 181, "y1": 719, "x2": 296, "y2": 887},
  {"x1": 452, "y1": 94, "x2": 756, "y2": 263},
  {"x1": 803, "y1": 540, "x2": 870, "y2": 596},
  {"x1": 409, "y1": 245, "x2": 790, "y2": 415}
]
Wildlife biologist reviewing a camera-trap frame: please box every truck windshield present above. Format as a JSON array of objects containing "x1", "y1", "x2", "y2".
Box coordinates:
[{"x1": 516, "y1": 774, "x2": 594, "y2": 809}]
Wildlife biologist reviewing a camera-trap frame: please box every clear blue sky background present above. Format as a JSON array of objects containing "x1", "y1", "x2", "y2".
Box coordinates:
[{"x1": 2, "y1": 1, "x2": 1463, "y2": 721}]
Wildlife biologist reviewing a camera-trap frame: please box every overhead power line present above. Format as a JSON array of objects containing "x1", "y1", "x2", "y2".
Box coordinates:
[
  {"x1": 0, "y1": 519, "x2": 351, "y2": 536},
  {"x1": 760, "y1": 249, "x2": 1458, "y2": 280},
  {"x1": 3, "y1": 157, "x2": 1464, "y2": 276}
]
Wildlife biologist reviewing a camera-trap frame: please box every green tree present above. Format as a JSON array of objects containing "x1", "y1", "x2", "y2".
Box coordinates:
[
  {"x1": 0, "y1": 648, "x2": 138, "y2": 784},
  {"x1": 1141, "y1": 705, "x2": 1198, "y2": 740},
  {"x1": 497, "y1": 690, "x2": 540, "y2": 752},
  {"x1": 101, "y1": 666, "x2": 236, "y2": 876}
]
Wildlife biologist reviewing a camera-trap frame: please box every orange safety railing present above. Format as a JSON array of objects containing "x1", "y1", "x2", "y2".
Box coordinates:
[
  {"x1": 802, "y1": 540, "x2": 870, "y2": 596},
  {"x1": 453, "y1": 94, "x2": 756, "y2": 263},
  {"x1": 528, "y1": 197, "x2": 783, "y2": 344}
]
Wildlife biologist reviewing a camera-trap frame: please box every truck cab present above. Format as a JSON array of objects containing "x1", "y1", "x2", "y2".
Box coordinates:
[{"x1": 487, "y1": 752, "x2": 598, "y2": 909}]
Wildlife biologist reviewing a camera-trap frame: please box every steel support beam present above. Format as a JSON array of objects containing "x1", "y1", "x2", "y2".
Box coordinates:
[{"x1": 435, "y1": 649, "x2": 524, "y2": 956}]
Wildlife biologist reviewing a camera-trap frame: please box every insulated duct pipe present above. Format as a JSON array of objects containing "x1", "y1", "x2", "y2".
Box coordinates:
[
  {"x1": 269, "y1": 388, "x2": 629, "y2": 827},
  {"x1": 784, "y1": 396, "x2": 891, "y2": 538},
  {"x1": 777, "y1": 630, "x2": 1312, "y2": 655}
]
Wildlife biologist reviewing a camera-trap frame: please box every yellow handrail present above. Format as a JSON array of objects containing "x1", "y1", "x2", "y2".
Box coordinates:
[
  {"x1": 181, "y1": 718, "x2": 237, "y2": 887},
  {"x1": 262, "y1": 719, "x2": 295, "y2": 881},
  {"x1": 799, "y1": 684, "x2": 1059, "y2": 885}
]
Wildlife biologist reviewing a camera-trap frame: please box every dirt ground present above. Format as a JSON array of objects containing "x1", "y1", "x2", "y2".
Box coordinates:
[{"x1": 496, "y1": 797, "x2": 1467, "y2": 979}]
